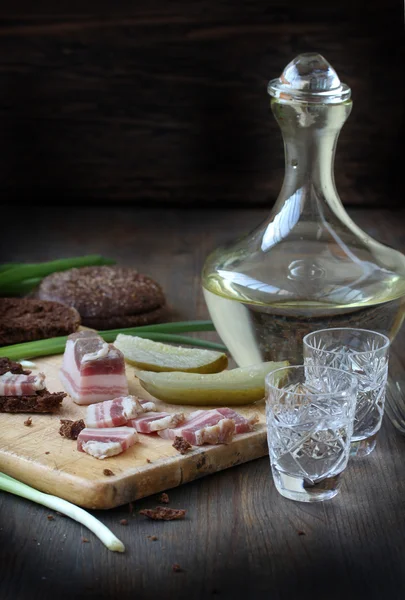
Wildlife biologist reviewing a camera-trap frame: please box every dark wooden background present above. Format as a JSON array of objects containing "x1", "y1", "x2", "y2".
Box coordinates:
[{"x1": 0, "y1": 0, "x2": 404, "y2": 208}]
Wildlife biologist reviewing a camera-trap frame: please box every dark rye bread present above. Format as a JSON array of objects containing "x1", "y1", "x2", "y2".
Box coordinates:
[
  {"x1": 0, "y1": 357, "x2": 66, "y2": 413},
  {"x1": 0, "y1": 389, "x2": 66, "y2": 413},
  {"x1": 0, "y1": 297, "x2": 81, "y2": 347},
  {"x1": 83, "y1": 305, "x2": 168, "y2": 330},
  {"x1": 0, "y1": 357, "x2": 29, "y2": 376},
  {"x1": 35, "y1": 265, "x2": 168, "y2": 329}
]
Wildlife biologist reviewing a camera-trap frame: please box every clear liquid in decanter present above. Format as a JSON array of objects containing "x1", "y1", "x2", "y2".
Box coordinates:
[{"x1": 202, "y1": 53, "x2": 405, "y2": 366}]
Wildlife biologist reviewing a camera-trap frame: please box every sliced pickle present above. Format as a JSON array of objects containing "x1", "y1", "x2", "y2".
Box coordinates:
[
  {"x1": 114, "y1": 334, "x2": 228, "y2": 374},
  {"x1": 134, "y1": 361, "x2": 289, "y2": 406}
]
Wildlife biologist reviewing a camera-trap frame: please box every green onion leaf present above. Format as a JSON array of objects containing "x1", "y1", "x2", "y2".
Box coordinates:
[
  {"x1": 101, "y1": 332, "x2": 227, "y2": 351},
  {"x1": 0, "y1": 255, "x2": 115, "y2": 288},
  {"x1": 0, "y1": 473, "x2": 125, "y2": 553},
  {"x1": 0, "y1": 277, "x2": 43, "y2": 296},
  {"x1": 0, "y1": 321, "x2": 226, "y2": 360},
  {"x1": 0, "y1": 263, "x2": 23, "y2": 273},
  {"x1": 99, "y1": 320, "x2": 216, "y2": 336}
]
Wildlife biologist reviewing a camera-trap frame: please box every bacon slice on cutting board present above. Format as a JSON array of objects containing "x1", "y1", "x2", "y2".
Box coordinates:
[
  {"x1": 211, "y1": 407, "x2": 259, "y2": 433},
  {"x1": 59, "y1": 331, "x2": 129, "y2": 405},
  {"x1": 139, "y1": 399, "x2": 156, "y2": 412},
  {"x1": 77, "y1": 426, "x2": 138, "y2": 459},
  {"x1": 157, "y1": 408, "x2": 259, "y2": 446},
  {"x1": 0, "y1": 371, "x2": 46, "y2": 396},
  {"x1": 157, "y1": 410, "x2": 236, "y2": 445},
  {"x1": 128, "y1": 411, "x2": 186, "y2": 433},
  {"x1": 86, "y1": 395, "x2": 148, "y2": 428}
]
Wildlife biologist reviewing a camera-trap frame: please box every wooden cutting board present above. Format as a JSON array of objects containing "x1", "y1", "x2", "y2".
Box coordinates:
[{"x1": 0, "y1": 355, "x2": 268, "y2": 509}]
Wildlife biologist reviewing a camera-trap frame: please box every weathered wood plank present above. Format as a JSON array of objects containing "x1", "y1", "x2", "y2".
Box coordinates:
[
  {"x1": 0, "y1": 0, "x2": 403, "y2": 207},
  {"x1": 1, "y1": 416, "x2": 405, "y2": 600}
]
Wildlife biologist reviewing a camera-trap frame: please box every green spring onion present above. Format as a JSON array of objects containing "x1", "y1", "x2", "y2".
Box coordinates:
[
  {"x1": 0, "y1": 321, "x2": 226, "y2": 361},
  {"x1": 0, "y1": 255, "x2": 115, "y2": 295},
  {"x1": 0, "y1": 277, "x2": 43, "y2": 296},
  {"x1": 99, "y1": 320, "x2": 216, "y2": 336},
  {"x1": 0, "y1": 263, "x2": 23, "y2": 273},
  {"x1": 0, "y1": 472, "x2": 125, "y2": 552}
]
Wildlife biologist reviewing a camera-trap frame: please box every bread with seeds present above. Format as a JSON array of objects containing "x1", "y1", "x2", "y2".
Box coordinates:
[
  {"x1": 0, "y1": 297, "x2": 81, "y2": 346},
  {"x1": 35, "y1": 265, "x2": 168, "y2": 329}
]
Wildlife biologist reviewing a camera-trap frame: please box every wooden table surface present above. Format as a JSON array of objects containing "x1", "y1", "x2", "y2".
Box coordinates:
[{"x1": 1, "y1": 206, "x2": 405, "y2": 600}]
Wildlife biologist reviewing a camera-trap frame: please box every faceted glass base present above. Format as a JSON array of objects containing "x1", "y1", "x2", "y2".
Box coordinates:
[
  {"x1": 350, "y1": 433, "x2": 378, "y2": 458},
  {"x1": 272, "y1": 467, "x2": 341, "y2": 503}
]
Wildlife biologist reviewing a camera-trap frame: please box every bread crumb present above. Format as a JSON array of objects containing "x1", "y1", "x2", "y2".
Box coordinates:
[
  {"x1": 139, "y1": 507, "x2": 186, "y2": 521},
  {"x1": 147, "y1": 535, "x2": 158, "y2": 541},
  {"x1": 103, "y1": 469, "x2": 115, "y2": 476},
  {"x1": 172, "y1": 436, "x2": 192, "y2": 454},
  {"x1": 59, "y1": 419, "x2": 85, "y2": 440},
  {"x1": 172, "y1": 563, "x2": 183, "y2": 572},
  {"x1": 81, "y1": 537, "x2": 90, "y2": 543},
  {"x1": 146, "y1": 458, "x2": 152, "y2": 463},
  {"x1": 120, "y1": 519, "x2": 128, "y2": 526},
  {"x1": 24, "y1": 417, "x2": 32, "y2": 426},
  {"x1": 297, "y1": 530, "x2": 306, "y2": 536},
  {"x1": 47, "y1": 515, "x2": 54, "y2": 521},
  {"x1": 45, "y1": 451, "x2": 50, "y2": 455},
  {"x1": 159, "y1": 493, "x2": 169, "y2": 504}
]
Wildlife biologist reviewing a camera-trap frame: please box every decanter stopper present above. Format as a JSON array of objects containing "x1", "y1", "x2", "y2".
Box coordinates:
[{"x1": 267, "y1": 52, "x2": 351, "y2": 103}]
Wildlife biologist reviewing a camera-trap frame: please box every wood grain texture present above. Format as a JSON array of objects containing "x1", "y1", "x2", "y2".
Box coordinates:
[
  {"x1": 0, "y1": 355, "x2": 267, "y2": 509},
  {"x1": 0, "y1": 0, "x2": 403, "y2": 207},
  {"x1": 0, "y1": 206, "x2": 405, "y2": 600}
]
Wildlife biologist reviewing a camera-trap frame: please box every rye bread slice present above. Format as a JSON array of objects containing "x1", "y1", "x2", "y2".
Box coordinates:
[
  {"x1": 83, "y1": 304, "x2": 168, "y2": 330},
  {"x1": 35, "y1": 265, "x2": 167, "y2": 328},
  {"x1": 0, "y1": 389, "x2": 66, "y2": 413},
  {"x1": 0, "y1": 357, "x2": 66, "y2": 413},
  {"x1": 0, "y1": 357, "x2": 30, "y2": 376},
  {"x1": 0, "y1": 297, "x2": 81, "y2": 346}
]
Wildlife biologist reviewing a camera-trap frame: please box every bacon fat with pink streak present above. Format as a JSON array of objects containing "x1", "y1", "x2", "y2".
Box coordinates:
[
  {"x1": 128, "y1": 411, "x2": 186, "y2": 433},
  {"x1": 59, "y1": 331, "x2": 129, "y2": 405},
  {"x1": 86, "y1": 395, "x2": 149, "y2": 428},
  {"x1": 157, "y1": 409, "x2": 236, "y2": 445},
  {"x1": 0, "y1": 371, "x2": 46, "y2": 396},
  {"x1": 77, "y1": 426, "x2": 138, "y2": 459}
]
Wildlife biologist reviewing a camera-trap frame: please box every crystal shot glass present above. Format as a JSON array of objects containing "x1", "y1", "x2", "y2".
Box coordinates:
[
  {"x1": 303, "y1": 328, "x2": 390, "y2": 458},
  {"x1": 265, "y1": 365, "x2": 358, "y2": 503}
]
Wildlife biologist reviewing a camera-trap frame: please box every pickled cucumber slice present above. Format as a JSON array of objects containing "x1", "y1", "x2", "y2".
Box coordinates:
[
  {"x1": 134, "y1": 361, "x2": 289, "y2": 406},
  {"x1": 114, "y1": 334, "x2": 228, "y2": 374}
]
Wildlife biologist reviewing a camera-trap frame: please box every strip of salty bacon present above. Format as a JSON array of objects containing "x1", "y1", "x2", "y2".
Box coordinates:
[
  {"x1": 128, "y1": 411, "x2": 185, "y2": 433},
  {"x1": 212, "y1": 407, "x2": 259, "y2": 433},
  {"x1": 139, "y1": 399, "x2": 156, "y2": 412},
  {"x1": 59, "y1": 331, "x2": 128, "y2": 405},
  {"x1": 157, "y1": 410, "x2": 235, "y2": 445},
  {"x1": 0, "y1": 371, "x2": 46, "y2": 396},
  {"x1": 77, "y1": 426, "x2": 138, "y2": 459},
  {"x1": 86, "y1": 395, "x2": 147, "y2": 428}
]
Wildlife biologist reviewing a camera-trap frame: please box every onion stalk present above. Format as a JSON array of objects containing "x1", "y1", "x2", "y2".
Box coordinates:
[
  {"x1": 0, "y1": 277, "x2": 43, "y2": 296},
  {"x1": 0, "y1": 321, "x2": 226, "y2": 361},
  {"x1": 0, "y1": 262, "x2": 23, "y2": 273},
  {"x1": 0, "y1": 255, "x2": 115, "y2": 296},
  {"x1": 0, "y1": 472, "x2": 125, "y2": 552}
]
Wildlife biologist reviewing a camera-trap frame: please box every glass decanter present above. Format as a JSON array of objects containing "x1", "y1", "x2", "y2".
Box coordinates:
[{"x1": 202, "y1": 53, "x2": 405, "y2": 366}]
